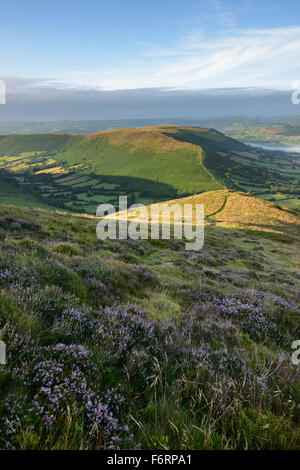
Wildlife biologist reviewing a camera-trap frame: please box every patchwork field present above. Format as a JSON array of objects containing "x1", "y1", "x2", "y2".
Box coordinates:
[
  {"x1": 0, "y1": 126, "x2": 299, "y2": 215},
  {"x1": 228, "y1": 124, "x2": 300, "y2": 146}
]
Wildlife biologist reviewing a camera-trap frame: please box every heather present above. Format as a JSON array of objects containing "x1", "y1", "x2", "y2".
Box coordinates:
[{"x1": 0, "y1": 205, "x2": 299, "y2": 449}]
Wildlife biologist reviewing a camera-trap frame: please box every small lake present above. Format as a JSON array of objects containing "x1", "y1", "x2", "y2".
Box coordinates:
[{"x1": 246, "y1": 143, "x2": 300, "y2": 153}]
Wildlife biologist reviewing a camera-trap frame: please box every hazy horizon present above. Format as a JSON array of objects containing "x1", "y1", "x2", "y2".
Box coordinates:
[
  {"x1": 0, "y1": 87, "x2": 299, "y2": 121},
  {"x1": 1, "y1": 0, "x2": 300, "y2": 121}
]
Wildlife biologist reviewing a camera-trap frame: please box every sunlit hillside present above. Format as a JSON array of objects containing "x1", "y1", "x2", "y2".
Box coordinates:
[
  {"x1": 108, "y1": 190, "x2": 300, "y2": 243},
  {"x1": 0, "y1": 126, "x2": 299, "y2": 214}
]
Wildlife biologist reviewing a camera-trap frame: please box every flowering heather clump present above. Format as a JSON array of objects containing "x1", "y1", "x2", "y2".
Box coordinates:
[
  {"x1": 1, "y1": 336, "x2": 131, "y2": 449},
  {"x1": 97, "y1": 304, "x2": 163, "y2": 379},
  {"x1": 0, "y1": 257, "x2": 38, "y2": 288},
  {"x1": 52, "y1": 307, "x2": 97, "y2": 341},
  {"x1": 178, "y1": 307, "x2": 240, "y2": 346},
  {"x1": 67, "y1": 258, "x2": 120, "y2": 304},
  {"x1": 176, "y1": 286, "x2": 291, "y2": 344},
  {"x1": 166, "y1": 307, "x2": 250, "y2": 378},
  {"x1": 251, "y1": 291, "x2": 298, "y2": 313},
  {"x1": 213, "y1": 296, "x2": 280, "y2": 342},
  {"x1": 85, "y1": 277, "x2": 117, "y2": 306},
  {"x1": 2, "y1": 284, "x2": 81, "y2": 332}
]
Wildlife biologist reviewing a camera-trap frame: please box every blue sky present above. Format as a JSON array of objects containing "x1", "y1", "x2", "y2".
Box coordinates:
[
  {"x1": 1, "y1": 0, "x2": 300, "y2": 120},
  {"x1": 2, "y1": 0, "x2": 300, "y2": 90}
]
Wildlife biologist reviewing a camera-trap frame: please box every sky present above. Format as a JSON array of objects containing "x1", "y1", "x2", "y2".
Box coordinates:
[{"x1": 1, "y1": 0, "x2": 300, "y2": 120}]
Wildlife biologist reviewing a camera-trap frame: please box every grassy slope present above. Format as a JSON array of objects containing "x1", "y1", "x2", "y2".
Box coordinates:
[
  {"x1": 115, "y1": 190, "x2": 300, "y2": 242},
  {"x1": 0, "y1": 134, "x2": 72, "y2": 154},
  {"x1": 0, "y1": 200, "x2": 299, "y2": 450},
  {"x1": 0, "y1": 126, "x2": 243, "y2": 194},
  {"x1": 0, "y1": 126, "x2": 299, "y2": 215},
  {"x1": 0, "y1": 173, "x2": 59, "y2": 211}
]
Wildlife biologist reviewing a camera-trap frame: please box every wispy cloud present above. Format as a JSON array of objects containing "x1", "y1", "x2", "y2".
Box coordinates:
[
  {"x1": 140, "y1": 25, "x2": 300, "y2": 90},
  {"x1": 27, "y1": 24, "x2": 299, "y2": 91},
  {"x1": 2, "y1": 23, "x2": 300, "y2": 93}
]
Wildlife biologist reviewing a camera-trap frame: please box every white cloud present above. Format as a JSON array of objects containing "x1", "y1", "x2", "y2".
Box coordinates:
[
  {"x1": 2, "y1": 26, "x2": 300, "y2": 92},
  {"x1": 146, "y1": 25, "x2": 300, "y2": 89},
  {"x1": 51, "y1": 25, "x2": 300, "y2": 90}
]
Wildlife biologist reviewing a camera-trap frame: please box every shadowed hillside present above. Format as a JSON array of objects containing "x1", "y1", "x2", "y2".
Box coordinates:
[{"x1": 0, "y1": 126, "x2": 299, "y2": 214}]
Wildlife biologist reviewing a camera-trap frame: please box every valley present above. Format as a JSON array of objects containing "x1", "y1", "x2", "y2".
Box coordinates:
[
  {"x1": 0, "y1": 124, "x2": 299, "y2": 450},
  {"x1": 0, "y1": 126, "x2": 299, "y2": 215},
  {"x1": 1, "y1": 0, "x2": 299, "y2": 453}
]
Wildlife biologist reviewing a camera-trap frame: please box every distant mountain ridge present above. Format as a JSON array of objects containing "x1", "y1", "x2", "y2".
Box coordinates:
[{"x1": 1, "y1": 116, "x2": 300, "y2": 136}]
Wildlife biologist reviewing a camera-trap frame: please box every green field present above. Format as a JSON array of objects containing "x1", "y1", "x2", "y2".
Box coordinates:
[
  {"x1": 0, "y1": 126, "x2": 299, "y2": 214},
  {"x1": 228, "y1": 124, "x2": 300, "y2": 146}
]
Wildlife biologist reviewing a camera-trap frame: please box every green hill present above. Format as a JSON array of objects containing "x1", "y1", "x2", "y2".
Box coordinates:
[{"x1": 0, "y1": 126, "x2": 299, "y2": 214}]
